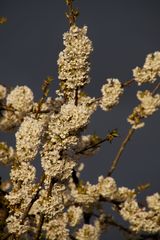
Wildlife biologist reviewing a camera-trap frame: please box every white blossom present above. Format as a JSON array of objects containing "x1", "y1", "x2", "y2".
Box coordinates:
[
  {"x1": 120, "y1": 199, "x2": 160, "y2": 233},
  {"x1": 7, "y1": 85, "x2": 34, "y2": 112},
  {"x1": 16, "y1": 116, "x2": 44, "y2": 161},
  {"x1": 43, "y1": 214, "x2": 69, "y2": 240},
  {"x1": 97, "y1": 176, "x2": 117, "y2": 199},
  {"x1": 0, "y1": 142, "x2": 15, "y2": 165},
  {"x1": 100, "y1": 78, "x2": 124, "y2": 111},
  {"x1": 76, "y1": 223, "x2": 100, "y2": 240},
  {"x1": 133, "y1": 51, "x2": 160, "y2": 85},
  {"x1": 67, "y1": 206, "x2": 83, "y2": 226},
  {"x1": 147, "y1": 193, "x2": 160, "y2": 212},
  {"x1": 0, "y1": 84, "x2": 7, "y2": 100},
  {"x1": 127, "y1": 90, "x2": 160, "y2": 129},
  {"x1": 57, "y1": 25, "x2": 93, "y2": 96}
]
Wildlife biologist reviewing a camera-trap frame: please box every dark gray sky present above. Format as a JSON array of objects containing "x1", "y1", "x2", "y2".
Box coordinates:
[{"x1": 0, "y1": 1, "x2": 160, "y2": 239}]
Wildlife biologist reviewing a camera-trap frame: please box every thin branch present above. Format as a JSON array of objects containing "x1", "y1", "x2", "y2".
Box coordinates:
[
  {"x1": 106, "y1": 80, "x2": 160, "y2": 177},
  {"x1": 76, "y1": 130, "x2": 119, "y2": 155},
  {"x1": 35, "y1": 177, "x2": 57, "y2": 240},
  {"x1": 152, "y1": 81, "x2": 160, "y2": 95},
  {"x1": 21, "y1": 174, "x2": 45, "y2": 224},
  {"x1": 107, "y1": 128, "x2": 135, "y2": 176},
  {"x1": 2, "y1": 174, "x2": 45, "y2": 240},
  {"x1": 74, "y1": 87, "x2": 79, "y2": 106},
  {"x1": 35, "y1": 213, "x2": 45, "y2": 240},
  {"x1": 122, "y1": 78, "x2": 135, "y2": 88},
  {"x1": 76, "y1": 137, "x2": 106, "y2": 155},
  {"x1": 65, "y1": 0, "x2": 79, "y2": 26},
  {"x1": 1, "y1": 233, "x2": 12, "y2": 240}
]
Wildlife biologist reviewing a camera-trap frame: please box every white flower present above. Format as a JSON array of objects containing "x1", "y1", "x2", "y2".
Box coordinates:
[
  {"x1": 0, "y1": 142, "x2": 15, "y2": 165},
  {"x1": 7, "y1": 85, "x2": 34, "y2": 112},
  {"x1": 137, "y1": 90, "x2": 160, "y2": 116},
  {"x1": 97, "y1": 176, "x2": 117, "y2": 199},
  {"x1": 127, "y1": 90, "x2": 160, "y2": 129},
  {"x1": 43, "y1": 214, "x2": 69, "y2": 240},
  {"x1": 120, "y1": 199, "x2": 160, "y2": 233},
  {"x1": 100, "y1": 78, "x2": 124, "y2": 111},
  {"x1": 57, "y1": 25, "x2": 93, "y2": 95},
  {"x1": 76, "y1": 223, "x2": 100, "y2": 240},
  {"x1": 133, "y1": 51, "x2": 160, "y2": 85},
  {"x1": 16, "y1": 116, "x2": 44, "y2": 161},
  {"x1": 67, "y1": 206, "x2": 83, "y2": 226},
  {"x1": 0, "y1": 84, "x2": 7, "y2": 100},
  {"x1": 147, "y1": 193, "x2": 160, "y2": 212}
]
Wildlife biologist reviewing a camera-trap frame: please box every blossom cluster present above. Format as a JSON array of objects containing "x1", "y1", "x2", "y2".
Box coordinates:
[
  {"x1": 0, "y1": 20, "x2": 160, "y2": 240},
  {"x1": 133, "y1": 51, "x2": 160, "y2": 85}
]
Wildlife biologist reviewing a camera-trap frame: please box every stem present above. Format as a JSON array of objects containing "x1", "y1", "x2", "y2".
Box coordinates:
[
  {"x1": 76, "y1": 137, "x2": 107, "y2": 154},
  {"x1": 35, "y1": 214, "x2": 45, "y2": 240},
  {"x1": 107, "y1": 128, "x2": 135, "y2": 176},
  {"x1": 75, "y1": 87, "x2": 79, "y2": 106},
  {"x1": 122, "y1": 78, "x2": 135, "y2": 87},
  {"x1": 21, "y1": 174, "x2": 45, "y2": 223},
  {"x1": 2, "y1": 174, "x2": 45, "y2": 240},
  {"x1": 152, "y1": 81, "x2": 160, "y2": 95},
  {"x1": 65, "y1": 0, "x2": 79, "y2": 26},
  {"x1": 35, "y1": 177, "x2": 57, "y2": 239}
]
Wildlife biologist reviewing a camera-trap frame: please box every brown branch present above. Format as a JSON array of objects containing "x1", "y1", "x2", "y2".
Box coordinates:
[
  {"x1": 76, "y1": 130, "x2": 119, "y2": 155},
  {"x1": 35, "y1": 177, "x2": 57, "y2": 240},
  {"x1": 35, "y1": 213, "x2": 45, "y2": 240},
  {"x1": 21, "y1": 174, "x2": 45, "y2": 224},
  {"x1": 122, "y1": 78, "x2": 135, "y2": 88},
  {"x1": 1, "y1": 233, "x2": 12, "y2": 240},
  {"x1": 152, "y1": 81, "x2": 160, "y2": 95},
  {"x1": 107, "y1": 128, "x2": 135, "y2": 176},
  {"x1": 74, "y1": 87, "x2": 79, "y2": 106},
  {"x1": 2, "y1": 174, "x2": 45, "y2": 240},
  {"x1": 65, "y1": 0, "x2": 79, "y2": 26},
  {"x1": 76, "y1": 137, "x2": 106, "y2": 155}
]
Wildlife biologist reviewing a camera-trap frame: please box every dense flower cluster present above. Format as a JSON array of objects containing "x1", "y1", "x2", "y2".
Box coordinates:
[
  {"x1": 0, "y1": 84, "x2": 7, "y2": 100},
  {"x1": 100, "y1": 78, "x2": 124, "y2": 111},
  {"x1": 57, "y1": 25, "x2": 93, "y2": 99},
  {"x1": 7, "y1": 85, "x2": 34, "y2": 112},
  {"x1": 0, "y1": 142, "x2": 15, "y2": 165},
  {"x1": 0, "y1": 15, "x2": 160, "y2": 240},
  {"x1": 133, "y1": 51, "x2": 160, "y2": 85},
  {"x1": 128, "y1": 90, "x2": 160, "y2": 129},
  {"x1": 120, "y1": 198, "x2": 160, "y2": 233}
]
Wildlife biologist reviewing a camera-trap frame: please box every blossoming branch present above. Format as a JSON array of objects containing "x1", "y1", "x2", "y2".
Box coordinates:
[{"x1": 0, "y1": 1, "x2": 160, "y2": 239}]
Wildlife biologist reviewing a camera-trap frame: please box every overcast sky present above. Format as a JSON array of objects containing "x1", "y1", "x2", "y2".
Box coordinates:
[{"x1": 0, "y1": 1, "x2": 160, "y2": 239}]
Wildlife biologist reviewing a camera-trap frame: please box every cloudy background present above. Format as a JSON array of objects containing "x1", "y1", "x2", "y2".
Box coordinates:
[{"x1": 0, "y1": 0, "x2": 160, "y2": 239}]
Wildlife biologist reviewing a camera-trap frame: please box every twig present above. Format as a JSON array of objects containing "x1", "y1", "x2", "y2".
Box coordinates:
[
  {"x1": 21, "y1": 174, "x2": 45, "y2": 223},
  {"x1": 35, "y1": 177, "x2": 57, "y2": 240},
  {"x1": 122, "y1": 78, "x2": 135, "y2": 88},
  {"x1": 107, "y1": 80, "x2": 160, "y2": 178},
  {"x1": 35, "y1": 213, "x2": 45, "y2": 240},
  {"x1": 107, "y1": 128, "x2": 135, "y2": 176},
  {"x1": 76, "y1": 137, "x2": 106, "y2": 155},
  {"x1": 152, "y1": 81, "x2": 160, "y2": 95},
  {"x1": 2, "y1": 174, "x2": 45, "y2": 240},
  {"x1": 76, "y1": 130, "x2": 119, "y2": 155},
  {"x1": 70, "y1": 235, "x2": 77, "y2": 240},
  {"x1": 94, "y1": 213, "x2": 160, "y2": 240},
  {"x1": 65, "y1": 0, "x2": 79, "y2": 26},
  {"x1": 74, "y1": 87, "x2": 79, "y2": 106}
]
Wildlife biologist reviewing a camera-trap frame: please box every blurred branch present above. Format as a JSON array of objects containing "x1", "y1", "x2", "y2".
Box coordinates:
[
  {"x1": 107, "y1": 128, "x2": 135, "y2": 176},
  {"x1": 65, "y1": 0, "x2": 79, "y2": 26}
]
